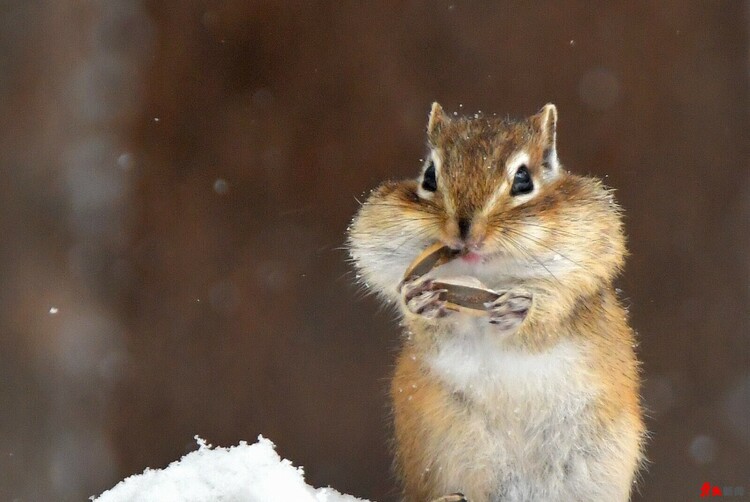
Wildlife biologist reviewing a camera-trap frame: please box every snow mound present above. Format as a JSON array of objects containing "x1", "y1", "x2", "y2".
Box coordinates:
[{"x1": 93, "y1": 436, "x2": 368, "y2": 502}]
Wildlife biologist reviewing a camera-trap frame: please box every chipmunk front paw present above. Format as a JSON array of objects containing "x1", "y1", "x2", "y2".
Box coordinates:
[
  {"x1": 400, "y1": 278, "x2": 449, "y2": 319},
  {"x1": 485, "y1": 290, "x2": 532, "y2": 332}
]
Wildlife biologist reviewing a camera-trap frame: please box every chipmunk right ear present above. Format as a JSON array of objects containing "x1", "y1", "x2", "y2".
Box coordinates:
[
  {"x1": 533, "y1": 103, "x2": 560, "y2": 176},
  {"x1": 427, "y1": 102, "x2": 449, "y2": 141}
]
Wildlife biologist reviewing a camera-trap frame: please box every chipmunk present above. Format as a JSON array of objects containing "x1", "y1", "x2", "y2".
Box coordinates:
[{"x1": 347, "y1": 103, "x2": 645, "y2": 502}]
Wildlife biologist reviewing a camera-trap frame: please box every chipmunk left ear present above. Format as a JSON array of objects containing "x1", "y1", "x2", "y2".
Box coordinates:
[
  {"x1": 533, "y1": 103, "x2": 559, "y2": 175},
  {"x1": 427, "y1": 102, "x2": 450, "y2": 143}
]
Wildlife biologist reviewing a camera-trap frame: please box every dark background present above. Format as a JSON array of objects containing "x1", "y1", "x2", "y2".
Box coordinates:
[{"x1": 1, "y1": 1, "x2": 748, "y2": 501}]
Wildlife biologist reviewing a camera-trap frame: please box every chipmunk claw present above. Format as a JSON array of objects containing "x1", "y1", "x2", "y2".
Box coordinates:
[
  {"x1": 401, "y1": 278, "x2": 449, "y2": 319},
  {"x1": 485, "y1": 290, "x2": 532, "y2": 331}
]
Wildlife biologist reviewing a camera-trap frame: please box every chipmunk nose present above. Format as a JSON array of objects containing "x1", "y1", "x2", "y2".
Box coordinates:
[
  {"x1": 458, "y1": 217, "x2": 472, "y2": 241},
  {"x1": 444, "y1": 216, "x2": 485, "y2": 251}
]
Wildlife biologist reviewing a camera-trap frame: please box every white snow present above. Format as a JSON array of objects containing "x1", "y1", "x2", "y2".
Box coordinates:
[{"x1": 93, "y1": 436, "x2": 368, "y2": 502}]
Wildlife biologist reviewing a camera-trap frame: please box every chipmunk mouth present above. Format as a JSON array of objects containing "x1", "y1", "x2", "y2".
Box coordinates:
[{"x1": 460, "y1": 251, "x2": 483, "y2": 264}]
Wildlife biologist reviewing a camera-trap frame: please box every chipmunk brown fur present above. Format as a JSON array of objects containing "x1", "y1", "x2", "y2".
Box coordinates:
[{"x1": 348, "y1": 103, "x2": 645, "y2": 501}]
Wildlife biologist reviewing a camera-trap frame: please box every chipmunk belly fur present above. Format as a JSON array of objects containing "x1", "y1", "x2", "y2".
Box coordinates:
[
  {"x1": 347, "y1": 103, "x2": 645, "y2": 501},
  {"x1": 391, "y1": 314, "x2": 642, "y2": 502}
]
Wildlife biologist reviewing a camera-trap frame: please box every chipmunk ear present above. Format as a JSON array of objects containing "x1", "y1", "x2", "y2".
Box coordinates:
[
  {"x1": 533, "y1": 103, "x2": 560, "y2": 175},
  {"x1": 427, "y1": 102, "x2": 449, "y2": 142}
]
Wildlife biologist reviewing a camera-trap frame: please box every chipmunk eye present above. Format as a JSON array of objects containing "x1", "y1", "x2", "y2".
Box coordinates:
[
  {"x1": 511, "y1": 165, "x2": 533, "y2": 195},
  {"x1": 422, "y1": 162, "x2": 438, "y2": 192}
]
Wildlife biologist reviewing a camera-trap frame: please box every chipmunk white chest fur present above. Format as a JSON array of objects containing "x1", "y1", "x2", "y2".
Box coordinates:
[{"x1": 348, "y1": 103, "x2": 645, "y2": 502}]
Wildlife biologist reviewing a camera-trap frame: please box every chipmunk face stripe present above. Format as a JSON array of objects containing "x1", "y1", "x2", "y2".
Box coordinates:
[{"x1": 480, "y1": 150, "x2": 533, "y2": 215}]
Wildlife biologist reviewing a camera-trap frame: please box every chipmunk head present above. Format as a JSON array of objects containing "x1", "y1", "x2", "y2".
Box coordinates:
[
  {"x1": 419, "y1": 102, "x2": 561, "y2": 252},
  {"x1": 348, "y1": 103, "x2": 624, "y2": 298}
]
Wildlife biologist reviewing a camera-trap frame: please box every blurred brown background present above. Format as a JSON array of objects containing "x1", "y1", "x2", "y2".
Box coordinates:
[{"x1": 1, "y1": 1, "x2": 748, "y2": 501}]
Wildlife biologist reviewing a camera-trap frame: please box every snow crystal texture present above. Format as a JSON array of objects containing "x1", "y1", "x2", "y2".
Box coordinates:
[{"x1": 93, "y1": 436, "x2": 368, "y2": 502}]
